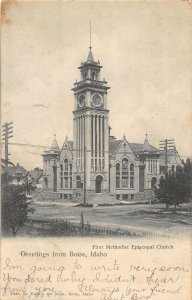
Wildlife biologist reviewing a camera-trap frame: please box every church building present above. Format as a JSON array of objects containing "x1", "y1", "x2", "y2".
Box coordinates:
[{"x1": 42, "y1": 47, "x2": 181, "y2": 202}]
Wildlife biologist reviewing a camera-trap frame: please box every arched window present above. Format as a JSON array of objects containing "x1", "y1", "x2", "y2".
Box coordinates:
[
  {"x1": 64, "y1": 159, "x2": 69, "y2": 188},
  {"x1": 60, "y1": 164, "x2": 63, "y2": 188},
  {"x1": 92, "y1": 71, "x2": 97, "y2": 80},
  {"x1": 116, "y1": 163, "x2": 120, "y2": 188},
  {"x1": 44, "y1": 177, "x2": 48, "y2": 188},
  {"x1": 122, "y1": 158, "x2": 129, "y2": 188},
  {"x1": 60, "y1": 159, "x2": 72, "y2": 189},
  {"x1": 64, "y1": 159, "x2": 68, "y2": 171},
  {"x1": 130, "y1": 163, "x2": 134, "y2": 188},
  {"x1": 76, "y1": 175, "x2": 82, "y2": 189},
  {"x1": 83, "y1": 70, "x2": 87, "y2": 79},
  {"x1": 171, "y1": 165, "x2": 175, "y2": 173},
  {"x1": 69, "y1": 163, "x2": 72, "y2": 188}
]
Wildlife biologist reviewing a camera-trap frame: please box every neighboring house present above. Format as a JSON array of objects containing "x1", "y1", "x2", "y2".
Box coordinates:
[
  {"x1": 28, "y1": 168, "x2": 43, "y2": 190},
  {"x1": 42, "y1": 47, "x2": 182, "y2": 202},
  {"x1": 1, "y1": 159, "x2": 15, "y2": 171},
  {"x1": 5, "y1": 163, "x2": 28, "y2": 185},
  {"x1": 159, "y1": 149, "x2": 182, "y2": 175}
]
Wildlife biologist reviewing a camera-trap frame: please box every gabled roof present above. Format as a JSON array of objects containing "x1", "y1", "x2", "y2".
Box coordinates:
[
  {"x1": 159, "y1": 150, "x2": 181, "y2": 166},
  {"x1": 109, "y1": 138, "x2": 159, "y2": 157},
  {"x1": 130, "y1": 143, "x2": 158, "y2": 153},
  {"x1": 109, "y1": 140, "x2": 122, "y2": 156},
  {"x1": 1, "y1": 159, "x2": 15, "y2": 167},
  {"x1": 62, "y1": 138, "x2": 73, "y2": 151},
  {"x1": 7, "y1": 164, "x2": 28, "y2": 177},
  {"x1": 29, "y1": 168, "x2": 43, "y2": 181},
  {"x1": 68, "y1": 141, "x2": 73, "y2": 149}
]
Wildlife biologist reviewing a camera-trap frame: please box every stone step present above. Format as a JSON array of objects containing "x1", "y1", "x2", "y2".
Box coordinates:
[
  {"x1": 86, "y1": 194, "x2": 118, "y2": 205},
  {"x1": 135, "y1": 190, "x2": 155, "y2": 201},
  {"x1": 32, "y1": 189, "x2": 156, "y2": 204}
]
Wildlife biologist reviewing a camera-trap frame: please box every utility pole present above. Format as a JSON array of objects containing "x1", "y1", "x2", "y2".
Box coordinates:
[
  {"x1": 83, "y1": 145, "x2": 86, "y2": 205},
  {"x1": 2, "y1": 122, "x2": 13, "y2": 173},
  {"x1": 159, "y1": 139, "x2": 175, "y2": 173}
]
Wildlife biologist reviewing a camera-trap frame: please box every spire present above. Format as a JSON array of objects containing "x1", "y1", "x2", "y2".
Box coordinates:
[
  {"x1": 51, "y1": 134, "x2": 59, "y2": 151},
  {"x1": 87, "y1": 49, "x2": 94, "y2": 62},
  {"x1": 144, "y1": 134, "x2": 150, "y2": 151},
  {"x1": 90, "y1": 20, "x2": 92, "y2": 50},
  {"x1": 87, "y1": 20, "x2": 94, "y2": 62}
]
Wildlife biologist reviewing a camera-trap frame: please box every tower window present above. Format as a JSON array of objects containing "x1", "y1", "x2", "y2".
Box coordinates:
[
  {"x1": 91, "y1": 71, "x2": 97, "y2": 80},
  {"x1": 83, "y1": 70, "x2": 88, "y2": 79}
]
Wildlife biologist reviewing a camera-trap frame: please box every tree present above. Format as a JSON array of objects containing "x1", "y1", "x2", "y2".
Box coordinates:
[
  {"x1": 2, "y1": 182, "x2": 35, "y2": 236},
  {"x1": 183, "y1": 158, "x2": 192, "y2": 199},
  {"x1": 1, "y1": 172, "x2": 11, "y2": 186},
  {"x1": 157, "y1": 159, "x2": 192, "y2": 211}
]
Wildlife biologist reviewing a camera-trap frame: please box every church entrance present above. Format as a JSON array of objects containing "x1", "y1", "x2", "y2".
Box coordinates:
[
  {"x1": 95, "y1": 175, "x2": 103, "y2": 193},
  {"x1": 151, "y1": 177, "x2": 157, "y2": 189}
]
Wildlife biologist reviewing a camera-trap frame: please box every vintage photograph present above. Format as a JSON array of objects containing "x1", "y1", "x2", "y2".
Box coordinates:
[
  {"x1": 1, "y1": 1, "x2": 192, "y2": 239},
  {"x1": 1, "y1": 2, "x2": 192, "y2": 300}
]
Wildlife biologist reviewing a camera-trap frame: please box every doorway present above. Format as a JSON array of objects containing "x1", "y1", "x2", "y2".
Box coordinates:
[
  {"x1": 95, "y1": 175, "x2": 103, "y2": 193},
  {"x1": 151, "y1": 177, "x2": 157, "y2": 189}
]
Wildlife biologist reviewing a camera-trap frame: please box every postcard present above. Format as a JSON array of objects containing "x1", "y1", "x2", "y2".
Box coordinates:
[{"x1": 1, "y1": 1, "x2": 192, "y2": 300}]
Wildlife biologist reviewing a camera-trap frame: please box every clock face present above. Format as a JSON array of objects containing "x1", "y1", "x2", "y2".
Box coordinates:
[
  {"x1": 78, "y1": 94, "x2": 85, "y2": 108},
  {"x1": 92, "y1": 94, "x2": 103, "y2": 107}
]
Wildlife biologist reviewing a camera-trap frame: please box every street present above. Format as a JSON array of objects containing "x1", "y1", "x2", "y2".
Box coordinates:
[{"x1": 29, "y1": 201, "x2": 192, "y2": 237}]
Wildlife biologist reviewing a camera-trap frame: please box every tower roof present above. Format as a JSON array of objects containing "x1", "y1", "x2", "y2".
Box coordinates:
[
  {"x1": 87, "y1": 47, "x2": 94, "y2": 62},
  {"x1": 51, "y1": 134, "x2": 59, "y2": 151},
  {"x1": 143, "y1": 134, "x2": 150, "y2": 151}
]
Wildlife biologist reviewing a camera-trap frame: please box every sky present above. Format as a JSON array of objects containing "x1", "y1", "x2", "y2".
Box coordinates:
[{"x1": 2, "y1": 1, "x2": 192, "y2": 170}]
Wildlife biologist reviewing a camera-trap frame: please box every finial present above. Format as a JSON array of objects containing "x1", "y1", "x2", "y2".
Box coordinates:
[
  {"x1": 89, "y1": 20, "x2": 92, "y2": 50},
  {"x1": 54, "y1": 133, "x2": 56, "y2": 139},
  {"x1": 123, "y1": 134, "x2": 126, "y2": 140},
  {"x1": 144, "y1": 133, "x2": 149, "y2": 141}
]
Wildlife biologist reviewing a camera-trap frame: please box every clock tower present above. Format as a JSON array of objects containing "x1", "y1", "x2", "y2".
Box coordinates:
[{"x1": 72, "y1": 47, "x2": 110, "y2": 199}]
